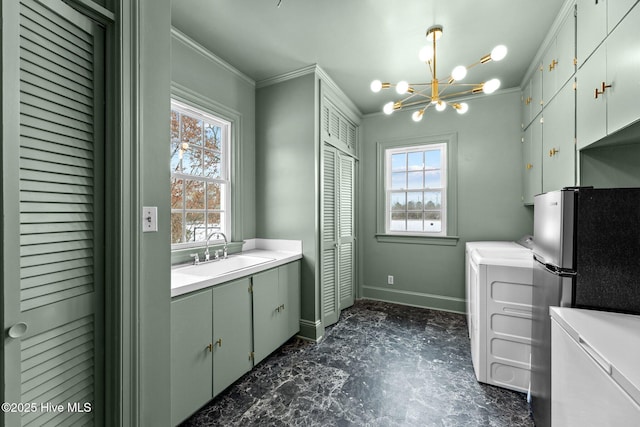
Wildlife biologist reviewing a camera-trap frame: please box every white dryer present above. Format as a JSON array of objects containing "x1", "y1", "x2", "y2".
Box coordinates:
[{"x1": 465, "y1": 237, "x2": 534, "y2": 393}]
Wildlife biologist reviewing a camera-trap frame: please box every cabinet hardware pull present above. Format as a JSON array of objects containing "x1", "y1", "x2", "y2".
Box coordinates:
[
  {"x1": 595, "y1": 81, "x2": 612, "y2": 99},
  {"x1": 281, "y1": 304, "x2": 285, "y2": 311},
  {"x1": 216, "y1": 338, "x2": 222, "y2": 347},
  {"x1": 549, "y1": 148, "x2": 559, "y2": 157},
  {"x1": 526, "y1": 163, "x2": 533, "y2": 170},
  {"x1": 207, "y1": 343, "x2": 213, "y2": 352},
  {"x1": 549, "y1": 59, "x2": 558, "y2": 71}
]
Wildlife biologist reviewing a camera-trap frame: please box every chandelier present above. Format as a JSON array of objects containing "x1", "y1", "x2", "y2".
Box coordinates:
[{"x1": 371, "y1": 24, "x2": 507, "y2": 122}]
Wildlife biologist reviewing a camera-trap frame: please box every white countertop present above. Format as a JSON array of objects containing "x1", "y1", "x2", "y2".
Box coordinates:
[
  {"x1": 550, "y1": 307, "x2": 640, "y2": 405},
  {"x1": 171, "y1": 239, "x2": 302, "y2": 298}
]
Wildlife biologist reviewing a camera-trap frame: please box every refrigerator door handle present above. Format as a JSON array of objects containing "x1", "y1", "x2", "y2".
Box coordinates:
[{"x1": 535, "y1": 255, "x2": 577, "y2": 277}]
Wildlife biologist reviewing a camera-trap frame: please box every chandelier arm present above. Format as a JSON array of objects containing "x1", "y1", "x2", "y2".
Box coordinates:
[{"x1": 438, "y1": 89, "x2": 480, "y2": 100}]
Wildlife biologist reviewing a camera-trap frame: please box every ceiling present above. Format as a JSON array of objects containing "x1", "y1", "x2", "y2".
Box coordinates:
[{"x1": 171, "y1": 0, "x2": 566, "y2": 115}]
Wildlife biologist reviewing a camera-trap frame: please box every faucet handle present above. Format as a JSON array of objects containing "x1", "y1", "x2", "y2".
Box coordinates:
[
  {"x1": 214, "y1": 250, "x2": 220, "y2": 260},
  {"x1": 189, "y1": 253, "x2": 200, "y2": 265}
]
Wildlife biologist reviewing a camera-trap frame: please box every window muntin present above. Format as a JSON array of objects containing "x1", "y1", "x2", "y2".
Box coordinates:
[
  {"x1": 170, "y1": 100, "x2": 230, "y2": 247},
  {"x1": 385, "y1": 143, "x2": 446, "y2": 235}
]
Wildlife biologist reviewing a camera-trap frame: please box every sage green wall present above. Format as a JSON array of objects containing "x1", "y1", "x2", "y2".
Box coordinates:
[
  {"x1": 580, "y1": 144, "x2": 640, "y2": 187},
  {"x1": 137, "y1": 0, "x2": 172, "y2": 424},
  {"x1": 170, "y1": 32, "x2": 257, "y2": 241},
  {"x1": 360, "y1": 90, "x2": 533, "y2": 312},
  {"x1": 255, "y1": 74, "x2": 320, "y2": 333}
]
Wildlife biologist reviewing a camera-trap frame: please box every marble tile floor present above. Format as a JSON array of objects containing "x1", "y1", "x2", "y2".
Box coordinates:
[{"x1": 181, "y1": 300, "x2": 534, "y2": 427}]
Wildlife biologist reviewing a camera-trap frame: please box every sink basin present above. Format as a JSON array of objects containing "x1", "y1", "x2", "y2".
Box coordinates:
[{"x1": 173, "y1": 254, "x2": 275, "y2": 279}]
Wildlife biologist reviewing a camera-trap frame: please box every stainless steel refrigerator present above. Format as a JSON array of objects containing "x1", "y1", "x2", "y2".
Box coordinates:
[{"x1": 531, "y1": 187, "x2": 640, "y2": 427}]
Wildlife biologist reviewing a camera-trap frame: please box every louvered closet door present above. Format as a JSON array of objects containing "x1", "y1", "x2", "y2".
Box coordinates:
[
  {"x1": 6, "y1": 1, "x2": 105, "y2": 425},
  {"x1": 338, "y1": 154, "x2": 355, "y2": 310},
  {"x1": 321, "y1": 145, "x2": 339, "y2": 327}
]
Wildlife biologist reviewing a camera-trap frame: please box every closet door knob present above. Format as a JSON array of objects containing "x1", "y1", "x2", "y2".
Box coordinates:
[{"x1": 7, "y1": 322, "x2": 28, "y2": 338}]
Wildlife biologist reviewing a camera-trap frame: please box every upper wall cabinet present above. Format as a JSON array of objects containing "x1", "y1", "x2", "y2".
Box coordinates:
[
  {"x1": 576, "y1": 0, "x2": 607, "y2": 64},
  {"x1": 543, "y1": 10, "x2": 576, "y2": 105},
  {"x1": 577, "y1": 2, "x2": 640, "y2": 149},
  {"x1": 577, "y1": 0, "x2": 639, "y2": 66},
  {"x1": 522, "y1": 63, "x2": 543, "y2": 129},
  {"x1": 322, "y1": 98, "x2": 357, "y2": 156},
  {"x1": 543, "y1": 80, "x2": 576, "y2": 192}
]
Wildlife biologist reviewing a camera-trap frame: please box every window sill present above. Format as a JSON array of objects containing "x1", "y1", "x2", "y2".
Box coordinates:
[{"x1": 374, "y1": 233, "x2": 459, "y2": 246}]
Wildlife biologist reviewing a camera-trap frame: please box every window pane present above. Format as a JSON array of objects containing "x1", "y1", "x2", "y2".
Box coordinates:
[
  {"x1": 425, "y1": 211, "x2": 442, "y2": 232},
  {"x1": 407, "y1": 152, "x2": 423, "y2": 171},
  {"x1": 207, "y1": 213, "x2": 221, "y2": 236},
  {"x1": 204, "y1": 122, "x2": 222, "y2": 150},
  {"x1": 171, "y1": 213, "x2": 183, "y2": 244},
  {"x1": 391, "y1": 193, "x2": 406, "y2": 211},
  {"x1": 171, "y1": 110, "x2": 180, "y2": 139},
  {"x1": 407, "y1": 171, "x2": 423, "y2": 189},
  {"x1": 391, "y1": 153, "x2": 406, "y2": 171},
  {"x1": 207, "y1": 182, "x2": 221, "y2": 210},
  {"x1": 406, "y1": 191, "x2": 422, "y2": 210},
  {"x1": 185, "y1": 213, "x2": 205, "y2": 242},
  {"x1": 171, "y1": 178, "x2": 183, "y2": 209},
  {"x1": 424, "y1": 191, "x2": 441, "y2": 209},
  {"x1": 170, "y1": 144, "x2": 182, "y2": 173},
  {"x1": 390, "y1": 212, "x2": 407, "y2": 231},
  {"x1": 391, "y1": 172, "x2": 406, "y2": 189},
  {"x1": 407, "y1": 211, "x2": 423, "y2": 231},
  {"x1": 425, "y1": 170, "x2": 441, "y2": 188},
  {"x1": 182, "y1": 147, "x2": 203, "y2": 176},
  {"x1": 203, "y1": 149, "x2": 221, "y2": 179},
  {"x1": 185, "y1": 180, "x2": 205, "y2": 210},
  {"x1": 181, "y1": 115, "x2": 202, "y2": 146},
  {"x1": 425, "y1": 149, "x2": 441, "y2": 169}
]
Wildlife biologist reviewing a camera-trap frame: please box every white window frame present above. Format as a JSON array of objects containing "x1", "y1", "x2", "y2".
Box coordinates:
[
  {"x1": 170, "y1": 99, "x2": 231, "y2": 250},
  {"x1": 384, "y1": 143, "x2": 447, "y2": 237}
]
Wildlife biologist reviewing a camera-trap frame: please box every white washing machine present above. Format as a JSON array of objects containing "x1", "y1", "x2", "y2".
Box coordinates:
[{"x1": 465, "y1": 237, "x2": 534, "y2": 393}]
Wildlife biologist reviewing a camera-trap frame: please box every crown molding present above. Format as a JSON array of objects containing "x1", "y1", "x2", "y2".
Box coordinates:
[{"x1": 170, "y1": 26, "x2": 255, "y2": 87}]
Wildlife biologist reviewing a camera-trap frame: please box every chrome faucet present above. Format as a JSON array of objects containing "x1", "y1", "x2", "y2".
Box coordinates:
[{"x1": 204, "y1": 230, "x2": 228, "y2": 261}]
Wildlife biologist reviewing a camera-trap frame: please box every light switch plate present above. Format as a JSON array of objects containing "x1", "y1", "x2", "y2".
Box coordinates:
[{"x1": 142, "y1": 206, "x2": 158, "y2": 232}]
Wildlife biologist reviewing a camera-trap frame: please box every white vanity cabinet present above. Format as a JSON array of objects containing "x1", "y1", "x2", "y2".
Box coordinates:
[{"x1": 551, "y1": 307, "x2": 640, "y2": 427}]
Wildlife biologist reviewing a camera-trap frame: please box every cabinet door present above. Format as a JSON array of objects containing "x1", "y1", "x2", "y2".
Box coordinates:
[
  {"x1": 543, "y1": 41, "x2": 558, "y2": 104},
  {"x1": 522, "y1": 83, "x2": 532, "y2": 129},
  {"x1": 606, "y1": 3, "x2": 640, "y2": 135},
  {"x1": 543, "y1": 81, "x2": 576, "y2": 193},
  {"x1": 608, "y1": 0, "x2": 639, "y2": 33},
  {"x1": 531, "y1": 63, "x2": 544, "y2": 115},
  {"x1": 556, "y1": 9, "x2": 576, "y2": 90},
  {"x1": 321, "y1": 146, "x2": 340, "y2": 327},
  {"x1": 576, "y1": 45, "x2": 607, "y2": 149},
  {"x1": 576, "y1": 0, "x2": 607, "y2": 65},
  {"x1": 338, "y1": 154, "x2": 355, "y2": 310},
  {"x1": 171, "y1": 290, "x2": 213, "y2": 425},
  {"x1": 212, "y1": 278, "x2": 253, "y2": 396},
  {"x1": 252, "y1": 268, "x2": 281, "y2": 364},
  {"x1": 522, "y1": 121, "x2": 543, "y2": 205},
  {"x1": 280, "y1": 261, "x2": 301, "y2": 339}
]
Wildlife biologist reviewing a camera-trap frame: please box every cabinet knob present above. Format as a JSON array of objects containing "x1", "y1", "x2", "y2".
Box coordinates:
[
  {"x1": 7, "y1": 322, "x2": 28, "y2": 338},
  {"x1": 526, "y1": 163, "x2": 533, "y2": 170},
  {"x1": 549, "y1": 59, "x2": 558, "y2": 71},
  {"x1": 207, "y1": 343, "x2": 213, "y2": 352},
  {"x1": 549, "y1": 148, "x2": 559, "y2": 157},
  {"x1": 216, "y1": 338, "x2": 222, "y2": 347}
]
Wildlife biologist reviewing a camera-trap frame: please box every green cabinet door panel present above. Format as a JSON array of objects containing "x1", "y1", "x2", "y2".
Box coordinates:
[
  {"x1": 576, "y1": 0, "x2": 607, "y2": 65},
  {"x1": 543, "y1": 80, "x2": 576, "y2": 193},
  {"x1": 606, "y1": 3, "x2": 640, "y2": 136},
  {"x1": 212, "y1": 278, "x2": 253, "y2": 396},
  {"x1": 171, "y1": 290, "x2": 213, "y2": 426},
  {"x1": 522, "y1": 117, "x2": 543, "y2": 205},
  {"x1": 280, "y1": 261, "x2": 301, "y2": 338},
  {"x1": 576, "y1": 45, "x2": 607, "y2": 149},
  {"x1": 252, "y1": 268, "x2": 281, "y2": 364}
]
